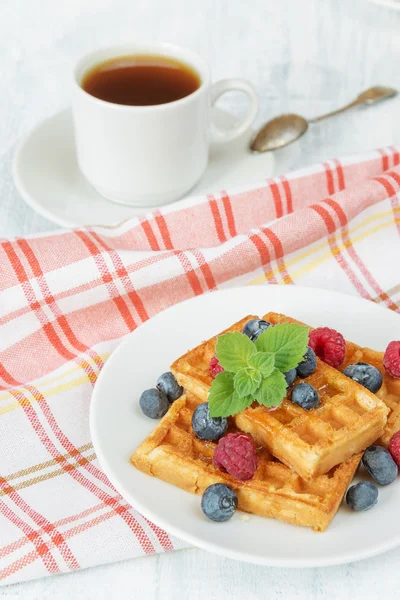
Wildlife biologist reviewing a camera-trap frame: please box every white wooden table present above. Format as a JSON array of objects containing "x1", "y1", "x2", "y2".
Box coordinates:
[{"x1": 1, "y1": 0, "x2": 400, "y2": 597}]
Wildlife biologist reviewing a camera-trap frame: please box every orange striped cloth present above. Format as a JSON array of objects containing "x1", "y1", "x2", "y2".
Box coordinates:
[{"x1": 0, "y1": 147, "x2": 400, "y2": 584}]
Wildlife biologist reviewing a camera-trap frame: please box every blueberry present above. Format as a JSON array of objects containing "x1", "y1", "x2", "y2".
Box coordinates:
[
  {"x1": 291, "y1": 382, "x2": 320, "y2": 410},
  {"x1": 201, "y1": 483, "x2": 238, "y2": 522},
  {"x1": 343, "y1": 362, "x2": 383, "y2": 394},
  {"x1": 346, "y1": 481, "x2": 379, "y2": 511},
  {"x1": 284, "y1": 368, "x2": 297, "y2": 388},
  {"x1": 192, "y1": 403, "x2": 228, "y2": 441},
  {"x1": 242, "y1": 319, "x2": 271, "y2": 342},
  {"x1": 362, "y1": 445, "x2": 398, "y2": 485},
  {"x1": 139, "y1": 388, "x2": 169, "y2": 419},
  {"x1": 296, "y1": 347, "x2": 317, "y2": 378},
  {"x1": 157, "y1": 372, "x2": 183, "y2": 402}
]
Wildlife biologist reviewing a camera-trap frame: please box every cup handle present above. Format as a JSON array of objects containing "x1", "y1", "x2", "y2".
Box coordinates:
[{"x1": 210, "y1": 78, "x2": 259, "y2": 143}]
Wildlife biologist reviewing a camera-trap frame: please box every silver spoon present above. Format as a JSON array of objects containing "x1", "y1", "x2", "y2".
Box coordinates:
[{"x1": 251, "y1": 86, "x2": 398, "y2": 153}]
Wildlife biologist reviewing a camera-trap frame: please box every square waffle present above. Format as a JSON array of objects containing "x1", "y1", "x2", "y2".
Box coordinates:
[
  {"x1": 171, "y1": 316, "x2": 388, "y2": 480},
  {"x1": 131, "y1": 391, "x2": 361, "y2": 532},
  {"x1": 265, "y1": 312, "x2": 400, "y2": 448}
]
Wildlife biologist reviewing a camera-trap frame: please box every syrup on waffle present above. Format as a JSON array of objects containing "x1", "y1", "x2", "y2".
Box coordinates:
[
  {"x1": 264, "y1": 312, "x2": 400, "y2": 448},
  {"x1": 132, "y1": 391, "x2": 361, "y2": 532},
  {"x1": 171, "y1": 316, "x2": 388, "y2": 480}
]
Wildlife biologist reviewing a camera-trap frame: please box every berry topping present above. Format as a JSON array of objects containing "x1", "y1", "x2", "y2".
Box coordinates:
[
  {"x1": 157, "y1": 372, "x2": 183, "y2": 402},
  {"x1": 209, "y1": 355, "x2": 224, "y2": 378},
  {"x1": 308, "y1": 327, "x2": 346, "y2": 368},
  {"x1": 291, "y1": 382, "x2": 320, "y2": 410},
  {"x1": 139, "y1": 388, "x2": 169, "y2": 419},
  {"x1": 343, "y1": 362, "x2": 383, "y2": 393},
  {"x1": 383, "y1": 341, "x2": 400, "y2": 379},
  {"x1": 241, "y1": 319, "x2": 272, "y2": 342},
  {"x1": 362, "y1": 446, "x2": 398, "y2": 486},
  {"x1": 296, "y1": 347, "x2": 317, "y2": 378},
  {"x1": 346, "y1": 481, "x2": 378, "y2": 511},
  {"x1": 192, "y1": 403, "x2": 228, "y2": 441},
  {"x1": 388, "y1": 430, "x2": 400, "y2": 467},
  {"x1": 284, "y1": 368, "x2": 297, "y2": 388},
  {"x1": 201, "y1": 483, "x2": 238, "y2": 522},
  {"x1": 213, "y1": 432, "x2": 257, "y2": 481}
]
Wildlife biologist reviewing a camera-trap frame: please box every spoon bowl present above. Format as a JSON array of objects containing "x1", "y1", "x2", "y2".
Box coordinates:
[{"x1": 251, "y1": 113, "x2": 308, "y2": 152}]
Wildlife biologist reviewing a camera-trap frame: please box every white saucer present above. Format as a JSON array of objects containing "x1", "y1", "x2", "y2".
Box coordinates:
[
  {"x1": 13, "y1": 108, "x2": 274, "y2": 228},
  {"x1": 91, "y1": 285, "x2": 400, "y2": 567}
]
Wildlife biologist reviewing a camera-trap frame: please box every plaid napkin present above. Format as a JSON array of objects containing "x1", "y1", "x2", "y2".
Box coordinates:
[{"x1": 1, "y1": 147, "x2": 400, "y2": 585}]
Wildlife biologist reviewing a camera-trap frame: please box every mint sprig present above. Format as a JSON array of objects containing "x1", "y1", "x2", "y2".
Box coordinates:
[{"x1": 208, "y1": 322, "x2": 309, "y2": 418}]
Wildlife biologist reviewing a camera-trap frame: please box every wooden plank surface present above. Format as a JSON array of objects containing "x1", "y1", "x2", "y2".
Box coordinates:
[{"x1": 1, "y1": 0, "x2": 399, "y2": 597}]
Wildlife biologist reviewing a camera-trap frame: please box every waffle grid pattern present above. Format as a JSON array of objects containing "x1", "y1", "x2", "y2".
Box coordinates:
[
  {"x1": 132, "y1": 392, "x2": 361, "y2": 532},
  {"x1": 172, "y1": 316, "x2": 388, "y2": 479},
  {"x1": 265, "y1": 312, "x2": 400, "y2": 447}
]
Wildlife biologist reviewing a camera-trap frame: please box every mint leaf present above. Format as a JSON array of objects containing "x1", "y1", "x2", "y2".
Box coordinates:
[
  {"x1": 216, "y1": 331, "x2": 257, "y2": 372},
  {"x1": 248, "y1": 352, "x2": 275, "y2": 378},
  {"x1": 234, "y1": 367, "x2": 262, "y2": 398},
  {"x1": 255, "y1": 323, "x2": 309, "y2": 372},
  {"x1": 208, "y1": 371, "x2": 253, "y2": 417},
  {"x1": 256, "y1": 368, "x2": 287, "y2": 408}
]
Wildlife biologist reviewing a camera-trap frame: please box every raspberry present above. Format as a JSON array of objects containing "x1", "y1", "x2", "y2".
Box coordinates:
[
  {"x1": 389, "y1": 430, "x2": 400, "y2": 467},
  {"x1": 383, "y1": 341, "x2": 400, "y2": 379},
  {"x1": 209, "y1": 355, "x2": 224, "y2": 378},
  {"x1": 213, "y1": 432, "x2": 257, "y2": 481},
  {"x1": 309, "y1": 327, "x2": 346, "y2": 368}
]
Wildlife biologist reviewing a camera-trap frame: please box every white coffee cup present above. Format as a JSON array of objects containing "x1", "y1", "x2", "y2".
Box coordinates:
[{"x1": 72, "y1": 43, "x2": 259, "y2": 207}]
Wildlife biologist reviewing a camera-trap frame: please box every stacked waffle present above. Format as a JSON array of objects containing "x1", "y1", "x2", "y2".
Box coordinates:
[
  {"x1": 132, "y1": 314, "x2": 395, "y2": 532},
  {"x1": 263, "y1": 312, "x2": 400, "y2": 449}
]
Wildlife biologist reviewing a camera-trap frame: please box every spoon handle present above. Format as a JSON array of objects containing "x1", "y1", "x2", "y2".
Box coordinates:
[
  {"x1": 308, "y1": 100, "x2": 360, "y2": 123},
  {"x1": 308, "y1": 86, "x2": 397, "y2": 124}
]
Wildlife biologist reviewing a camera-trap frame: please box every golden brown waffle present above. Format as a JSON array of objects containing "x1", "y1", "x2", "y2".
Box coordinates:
[
  {"x1": 265, "y1": 312, "x2": 400, "y2": 448},
  {"x1": 131, "y1": 392, "x2": 361, "y2": 532},
  {"x1": 171, "y1": 316, "x2": 388, "y2": 480},
  {"x1": 171, "y1": 316, "x2": 257, "y2": 403}
]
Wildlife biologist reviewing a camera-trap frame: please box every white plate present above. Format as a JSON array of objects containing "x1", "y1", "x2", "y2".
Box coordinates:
[
  {"x1": 13, "y1": 108, "x2": 274, "y2": 228},
  {"x1": 90, "y1": 285, "x2": 400, "y2": 567}
]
